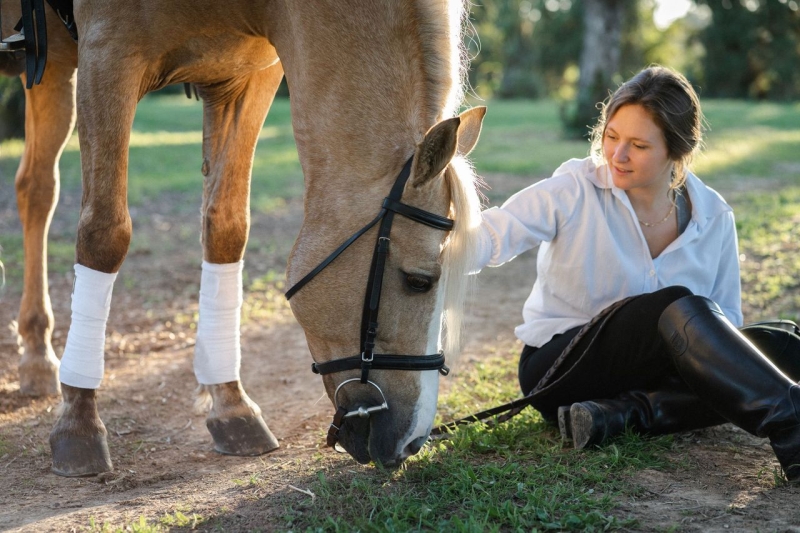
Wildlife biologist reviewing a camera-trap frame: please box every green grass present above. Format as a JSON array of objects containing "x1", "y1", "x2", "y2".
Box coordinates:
[
  {"x1": 0, "y1": 437, "x2": 10, "y2": 457},
  {"x1": 0, "y1": 94, "x2": 301, "y2": 209},
  {"x1": 278, "y1": 353, "x2": 674, "y2": 532},
  {"x1": 466, "y1": 99, "x2": 588, "y2": 178},
  {"x1": 87, "y1": 510, "x2": 205, "y2": 532},
  {"x1": 696, "y1": 100, "x2": 800, "y2": 188}
]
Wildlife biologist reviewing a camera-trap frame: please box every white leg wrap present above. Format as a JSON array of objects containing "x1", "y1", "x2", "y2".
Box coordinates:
[
  {"x1": 193, "y1": 260, "x2": 243, "y2": 385},
  {"x1": 60, "y1": 264, "x2": 117, "y2": 389}
]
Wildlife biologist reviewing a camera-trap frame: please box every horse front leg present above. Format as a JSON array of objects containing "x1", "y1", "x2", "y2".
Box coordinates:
[
  {"x1": 48, "y1": 55, "x2": 140, "y2": 476},
  {"x1": 194, "y1": 66, "x2": 282, "y2": 456},
  {"x1": 15, "y1": 61, "x2": 76, "y2": 396},
  {"x1": 195, "y1": 63, "x2": 283, "y2": 456}
]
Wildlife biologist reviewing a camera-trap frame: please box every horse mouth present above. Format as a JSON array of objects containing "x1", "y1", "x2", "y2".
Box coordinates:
[
  {"x1": 335, "y1": 416, "x2": 373, "y2": 464},
  {"x1": 336, "y1": 415, "x2": 424, "y2": 467}
]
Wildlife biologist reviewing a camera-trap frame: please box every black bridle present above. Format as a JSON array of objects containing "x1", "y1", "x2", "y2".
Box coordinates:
[{"x1": 285, "y1": 156, "x2": 453, "y2": 446}]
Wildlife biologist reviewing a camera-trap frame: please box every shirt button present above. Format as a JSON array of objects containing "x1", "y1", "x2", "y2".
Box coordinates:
[{"x1": 649, "y1": 269, "x2": 655, "y2": 276}]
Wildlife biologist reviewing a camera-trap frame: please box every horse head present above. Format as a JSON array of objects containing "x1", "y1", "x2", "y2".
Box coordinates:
[{"x1": 286, "y1": 106, "x2": 485, "y2": 466}]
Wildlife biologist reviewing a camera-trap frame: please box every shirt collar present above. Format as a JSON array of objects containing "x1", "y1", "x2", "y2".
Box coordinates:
[{"x1": 574, "y1": 158, "x2": 732, "y2": 225}]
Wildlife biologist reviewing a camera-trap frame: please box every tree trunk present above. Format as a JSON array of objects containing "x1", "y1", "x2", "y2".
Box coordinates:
[{"x1": 569, "y1": 0, "x2": 626, "y2": 138}]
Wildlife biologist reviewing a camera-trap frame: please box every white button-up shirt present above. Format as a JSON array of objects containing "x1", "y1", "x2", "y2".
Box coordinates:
[{"x1": 476, "y1": 157, "x2": 742, "y2": 348}]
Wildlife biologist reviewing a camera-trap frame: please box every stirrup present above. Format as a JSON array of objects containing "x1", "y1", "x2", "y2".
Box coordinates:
[{"x1": 0, "y1": 32, "x2": 26, "y2": 52}]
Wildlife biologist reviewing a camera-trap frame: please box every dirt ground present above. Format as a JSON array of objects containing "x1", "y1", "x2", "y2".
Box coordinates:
[{"x1": 1, "y1": 173, "x2": 799, "y2": 532}]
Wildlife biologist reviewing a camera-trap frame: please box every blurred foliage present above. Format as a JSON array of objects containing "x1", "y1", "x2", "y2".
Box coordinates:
[
  {"x1": 0, "y1": 75, "x2": 24, "y2": 141},
  {"x1": 468, "y1": 0, "x2": 709, "y2": 137},
  {"x1": 466, "y1": 0, "x2": 584, "y2": 100},
  {"x1": 467, "y1": 0, "x2": 800, "y2": 134},
  {"x1": 696, "y1": 0, "x2": 800, "y2": 100},
  {"x1": 468, "y1": 0, "x2": 699, "y2": 103},
  {"x1": 467, "y1": 0, "x2": 583, "y2": 98}
]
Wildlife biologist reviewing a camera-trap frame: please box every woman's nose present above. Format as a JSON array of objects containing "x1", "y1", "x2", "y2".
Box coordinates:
[{"x1": 613, "y1": 145, "x2": 629, "y2": 162}]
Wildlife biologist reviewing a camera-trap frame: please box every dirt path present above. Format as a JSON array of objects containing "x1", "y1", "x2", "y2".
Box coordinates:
[{"x1": 1, "y1": 175, "x2": 799, "y2": 532}]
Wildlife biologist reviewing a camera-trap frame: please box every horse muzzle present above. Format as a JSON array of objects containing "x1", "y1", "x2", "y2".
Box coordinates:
[{"x1": 328, "y1": 378, "x2": 431, "y2": 467}]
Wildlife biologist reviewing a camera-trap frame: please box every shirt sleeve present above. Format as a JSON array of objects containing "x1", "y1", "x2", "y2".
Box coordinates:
[
  {"x1": 709, "y1": 210, "x2": 743, "y2": 326},
  {"x1": 474, "y1": 172, "x2": 582, "y2": 271}
]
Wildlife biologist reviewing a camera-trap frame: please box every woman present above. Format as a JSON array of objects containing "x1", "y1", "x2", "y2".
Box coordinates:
[{"x1": 475, "y1": 65, "x2": 800, "y2": 481}]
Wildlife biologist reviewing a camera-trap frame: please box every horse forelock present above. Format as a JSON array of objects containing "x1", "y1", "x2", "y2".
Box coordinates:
[{"x1": 441, "y1": 155, "x2": 483, "y2": 359}]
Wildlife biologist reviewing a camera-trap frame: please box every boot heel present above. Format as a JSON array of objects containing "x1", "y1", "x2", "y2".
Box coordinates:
[
  {"x1": 770, "y1": 423, "x2": 800, "y2": 482},
  {"x1": 558, "y1": 405, "x2": 572, "y2": 441},
  {"x1": 570, "y1": 402, "x2": 604, "y2": 450}
]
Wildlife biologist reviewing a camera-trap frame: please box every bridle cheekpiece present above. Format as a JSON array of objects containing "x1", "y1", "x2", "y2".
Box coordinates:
[{"x1": 285, "y1": 156, "x2": 453, "y2": 446}]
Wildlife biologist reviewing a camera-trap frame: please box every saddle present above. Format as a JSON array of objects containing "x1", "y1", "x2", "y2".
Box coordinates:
[{"x1": 0, "y1": 0, "x2": 76, "y2": 87}]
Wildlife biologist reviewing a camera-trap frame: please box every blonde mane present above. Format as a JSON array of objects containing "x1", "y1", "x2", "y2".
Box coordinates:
[
  {"x1": 441, "y1": 156, "x2": 483, "y2": 358},
  {"x1": 412, "y1": 0, "x2": 469, "y2": 121},
  {"x1": 412, "y1": 0, "x2": 481, "y2": 359}
]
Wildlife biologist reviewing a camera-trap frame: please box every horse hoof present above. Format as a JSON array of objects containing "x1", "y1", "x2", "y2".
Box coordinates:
[
  {"x1": 207, "y1": 415, "x2": 279, "y2": 456},
  {"x1": 50, "y1": 433, "x2": 113, "y2": 477},
  {"x1": 19, "y1": 349, "x2": 61, "y2": 396}
]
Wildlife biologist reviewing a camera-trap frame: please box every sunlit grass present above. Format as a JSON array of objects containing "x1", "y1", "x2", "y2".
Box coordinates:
[
  {"x1": 695, "y1": 129, "x2": 800, "y2": 186},
  {"x1": 276, "y1": 352, "x2": 674, "y2": 532},
  {"x1": 0, "y1": 94, "x2": 300, "y2": 208},
  {"x1": 241, "y1": 269, "x2": 293, "y2": 326},
  {"x1": 86, "y1": 510, "x2": 205, "y2": 532},
  {"x1": 467, "y1": 99, "x2": 588, "y2": 179},
  {"x1": 734, "y1": 187, "x2": 800, "y2": 319}
]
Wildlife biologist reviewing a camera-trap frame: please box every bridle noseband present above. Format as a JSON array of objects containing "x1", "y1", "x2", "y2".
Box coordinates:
[{"x1": 285, "y1": 156, "x2": 453, "y2": 446}]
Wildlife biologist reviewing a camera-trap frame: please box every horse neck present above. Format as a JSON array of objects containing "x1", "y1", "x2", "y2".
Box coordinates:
[{"x1": 271, "y1": 0, "x2": 464, "y2": 220}]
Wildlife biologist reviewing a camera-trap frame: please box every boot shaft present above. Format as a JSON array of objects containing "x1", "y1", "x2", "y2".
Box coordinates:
[{"x1": 659, "y1": 294, "x2": 800, "y2": 482}]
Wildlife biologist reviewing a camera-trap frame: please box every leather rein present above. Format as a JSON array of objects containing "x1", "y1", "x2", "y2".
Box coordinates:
[{"x1": 285, "y1": 156, "x2": 453, "y2": 447}]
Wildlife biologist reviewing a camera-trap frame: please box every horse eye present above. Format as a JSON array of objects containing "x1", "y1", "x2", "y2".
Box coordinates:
[{"x1": 405, "y1": 273, "x2": 432, "y2": 293}]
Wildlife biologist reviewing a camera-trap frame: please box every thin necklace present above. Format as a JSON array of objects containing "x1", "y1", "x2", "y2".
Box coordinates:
[{"x1": 638, "y1": 193, "x2": 676, "y2": 227}]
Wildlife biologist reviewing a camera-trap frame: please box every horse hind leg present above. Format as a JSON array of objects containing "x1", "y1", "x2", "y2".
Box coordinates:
[
  {"x1": 15, "y1": 61, "x2": 77, "y2": 396},
  {"x1": 195, "y1": 63, "x2": 284, "y2": 456}
]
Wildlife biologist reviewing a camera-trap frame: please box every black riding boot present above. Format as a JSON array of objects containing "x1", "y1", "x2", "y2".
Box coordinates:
[
  {"x1": 560, "y1": 375, "x2": 724, "y2": 449},
  {"x1": 561, "y1": 319, "x2": 800, "y2": 450},
  {"x1": 658, "y1": 295, "x2": 800, "y2": 482}
]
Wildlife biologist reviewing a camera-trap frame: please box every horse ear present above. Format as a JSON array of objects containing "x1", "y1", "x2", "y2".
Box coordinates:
[
  {"x1": 411, "y1": 106, "x2": 487, "y2": 188},
  {"x1": 457, "y1": 106, "x2": 486, "y2": 156},
  {"x1": 411, "y1": 116, "x2": 460, "y2": 187}
]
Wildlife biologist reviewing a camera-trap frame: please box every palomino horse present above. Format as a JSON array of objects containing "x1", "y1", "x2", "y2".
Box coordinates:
[{"x1": 3, "y1": 0, "x2": 485, "y2": 474}]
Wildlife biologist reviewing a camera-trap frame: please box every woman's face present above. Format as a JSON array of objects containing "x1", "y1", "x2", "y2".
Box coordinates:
[{"x1": 602, "y1": 104, "x2": 673, "y2": 194}]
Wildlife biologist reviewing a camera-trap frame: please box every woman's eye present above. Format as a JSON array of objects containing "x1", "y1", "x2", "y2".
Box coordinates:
[
  {"x1": 405, "y1": 274, "x2": 433, "y2": 293},
  {"x1": 633, "y1": 144, "x2": 647, "y2": 149}
]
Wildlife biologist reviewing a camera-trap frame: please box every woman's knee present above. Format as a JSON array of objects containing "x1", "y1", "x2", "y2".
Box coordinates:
[
  {"x1": 741, "y1": 325, "x2": 800, "y2": 381},
  {"x1": 656, "y1": 285, "x2": 693, "y2": 304}
]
